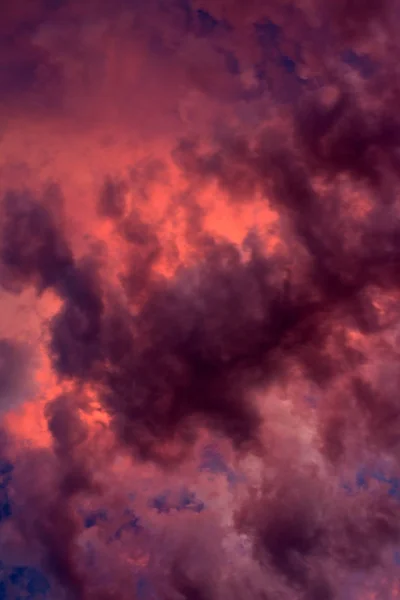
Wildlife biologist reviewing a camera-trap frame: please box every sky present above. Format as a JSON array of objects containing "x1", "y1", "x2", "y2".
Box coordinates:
[{"x1": 1, "y1": 0, "x2": 400, "y2": 598}]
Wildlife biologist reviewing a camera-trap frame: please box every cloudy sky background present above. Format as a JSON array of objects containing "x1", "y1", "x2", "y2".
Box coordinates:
[{"x1": 1, "y1": 0, "x2": 400, "y2": 598}]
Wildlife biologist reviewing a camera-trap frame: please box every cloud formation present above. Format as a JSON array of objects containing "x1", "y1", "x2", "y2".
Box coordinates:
[{"x1": 1, "y1": 0, "x2": 400, "y2": 599}]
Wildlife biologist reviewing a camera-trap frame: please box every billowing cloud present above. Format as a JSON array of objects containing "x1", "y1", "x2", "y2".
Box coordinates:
[{"x1": 1, "y1": 0, "x2": 400, "y2": 599}]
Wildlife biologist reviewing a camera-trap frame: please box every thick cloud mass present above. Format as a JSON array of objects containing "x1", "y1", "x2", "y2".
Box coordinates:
[{"x1": 1, "y1": 0, "x2": 400, "y2": 598}]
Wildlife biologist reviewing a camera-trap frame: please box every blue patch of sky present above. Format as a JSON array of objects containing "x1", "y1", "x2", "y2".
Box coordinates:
[
  {"x1": 0, "y1": 461, "x2": 53, "y2": 598},
  {"x1": 253, "y1": 19, "x2": 307, "y2": 102},
  {"x1": 254, "y1": 20, "x2": 281, "y2": 46},
  {"x1": 196, "y1": 9, "x2": 219, "y2": 36},
  {"x1": 8, "y1": 566, "x2": 50, "y2": 597},
  {"x1": 341, "y1": 466, "x2": 400, "y2": 504},
  {"x1": 0, "y1": 495, "x2": 11, "y2": 523},
  {"x1": 355, "y1": 467, "x2": 368, "y2": 490},
  {"x1": 145, "y1": 0, "x2": 242, "y2": 100},
  {"x1": 198, "y1": 444, "x2": 242, "y2": 488},
  {"x1": 0, "y1": 563, "x2": 50, "y2": 599},
  {"x1": 304, "y1": 394, "x2": 318, "y2": 409},
  {"x1": 374, "y1": 473, "x2": 400, "y2": 500},
  {"x1": 110, "y1": 510, "x2": 142, "y2": 542},
  {"x1": 281, "y1": 55, "x2": 296, "y2": 75},
  {"x1": 149, "y1": 488, "x2": 205, "y2": 514},
  {"x1": 83, "y1": 508, "x2": 108, "y2": 529},
  {"x1": 356, "y1": 467, "x2": 400, "y2": 498},
  {"x1": 341, "y1": 49, "x2": 376, "y2": 79},
  {"x1": 136, "y1": 575, "x2": 160, "y2": 600},
  {"x1": 0, "y1": 461, "x2": 13, "y2": 524},
  {"x1": 149, "y1": 492, "x2": 170, "y2": 514},
  {"x1": 179, "y1": 489, "x2": 205, "y2": 512},
  {"x1": 338, "y1": 466, "x2": 400, "y2": 570},
  {"x1": 199, "y1": 445, "x2": 228, "y2": 473},
  {"x1": 0, "y1": 461, "x2": 13, "y2": 479},
  {"x1": 80, "y1": 484, "x2": 206, "y2": 544},
  {"x1": 148, "y1": 0, "x2": 229, "y2": 56},
  {"x1": 148, "y1": 0, "x2": 321, "y2": 104}
]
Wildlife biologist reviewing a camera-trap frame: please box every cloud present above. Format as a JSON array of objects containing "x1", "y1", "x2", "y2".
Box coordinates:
[{"x1": 2, "y1": 0, "x2": 400, "y2": 598}]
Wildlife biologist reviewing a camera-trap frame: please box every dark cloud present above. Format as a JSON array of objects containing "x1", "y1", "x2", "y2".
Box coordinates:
[
  {"x1": 169, "y1": 562, "x2": 211, "y2": 600},
  {"x1": 0, "y1": 138, "x2": 396, "y2": 599},
  {"x1": 50, "y1": 259, "x2": 104, "y2": 379},
  {"x1": 12, "y1": 395, "x2": 106, "y2": 600},
  {"x1": 0, "y1": 0, "x2": 64, "y2": 112},
  {"x1": 97, "y1": 177, "x2": 127, "y2": 221},
  {"x1": 236, "y1": 472, "x2": 400, "y2": 599},
  {"x1": 294, "y1": 88, "x2": 400, "y2": 188},
  {"x1": 0, "y1": 189, "x2": 73, "y2": 294},
  {"x1": 255, "y1": 501, "x2": 323, "y2": 586},
  {"x1": 192, "y1": 0, "x2": 395, "y2": 52},
  {"x1": 0, "y1": 187, "x2": 105, "y2": 380}
]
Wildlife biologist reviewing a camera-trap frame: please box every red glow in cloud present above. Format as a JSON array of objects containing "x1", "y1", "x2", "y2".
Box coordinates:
[{"x1": 1, "y1": 0, "x2": 400, "y2": 599}]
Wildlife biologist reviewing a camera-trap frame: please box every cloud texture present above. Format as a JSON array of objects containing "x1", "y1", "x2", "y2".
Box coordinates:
[{"x1": 1, "y1": 0, "x2": 400, "y2": 598}]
